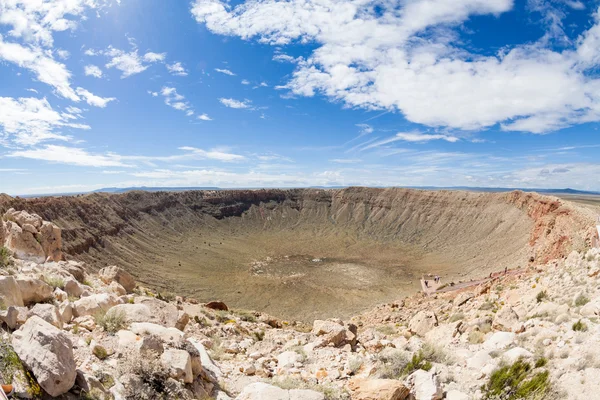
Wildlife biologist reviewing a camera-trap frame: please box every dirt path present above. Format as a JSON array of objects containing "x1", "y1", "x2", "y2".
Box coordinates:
[{"x1": 421, "y1": 268, "x2": 526, "y2": 295}]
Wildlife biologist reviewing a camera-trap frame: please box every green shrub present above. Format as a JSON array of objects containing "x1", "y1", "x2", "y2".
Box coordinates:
[
  {"x1": 403, "y1": 351, "x2": 433, "y2": 376},
  {"x1": 252, "y1": 330, "x2": 265, "y2": 342},
  {"x1": 536, "y1": 291, "x2": 548, "y2": 303},
  {"x1": 92, "y1": 345, "x2": 109, "y2": 360},
  {"x1": 0, "y1": 339, "x2": 23, "y2": 384},
  {"x1": 482, "y1": 359, "x2": 550, "y2": 400},
  {"x1": 376, "y1": 350, "x2": 409, "y2": 379},
  {"x1": 469, "y1": 330, "x2": 486, "y2": 344},
  {"x1": 234, "y1": 309, "x2": 257, "y2": 323},
  {"x1": 449, "y1": 312, "x2": 465, "y2": 322},
  {"x1": 42, "y1": 275, "x2": 65, "y2": 289},
  {"x1": 534, "y1": 357, "x2": 548, "y2": 368},
  {"x1": 572, "y1": 320, "x2": 588, "y2": 332},
  {"x1": 95, "y1": 309, "x2": 127, "y2": 334},
  {"x1": 0, "y1": 246, "x2": 11, "y2": 268},
  {"x1": 574, "y1": 294, "x2": 590, "y2": 307}
]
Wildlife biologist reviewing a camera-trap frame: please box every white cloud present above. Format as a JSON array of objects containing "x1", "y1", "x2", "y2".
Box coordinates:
[
  {"x1": 0, "y1": 0, "x2": 103, "y2": 47},
  {"x1": 330, "y1": 159, "x2": 362, "y2": 164},
  {"x1": 219, "y1": 98, "x2": 252, "y2": 109},
  {"x1": 0, "y1": 35, "x2": 79, "y2": 100},
  {"x1": 198, "y1": 113, "x2": 213, "y2": 121},
  {"x1": 56, "y1": 49, "x2": 69, "y2": 59},
  {"x1": 102, "y1": 46, "x2": 165, "y2": 78},
  {"x1": 355, "y1": 124, "x2": 373, "y2": 135},
  {"x1": 105, "y1": 47, "x2": 148, "y2": 78},
  {"x1": 192, "y1": 0, "x2": 600, "y2": 134},
  {"x1": 84, "y1": 64, "x2": 103, "y2": 78},
  {"x1": 178, "y1": 146, "x2": 245, "y2": 162},
  {"x1": 25, "y1": 88, "x2": 38, "y2": 93},
  {"x1": 8, "y1": 145, "x2": 131, "y2": 167},
  {"x1": 215, "y1": 68, "x2": 235, "y2": 76},
  {"x1": 0, "y1": 97, "x2": 90, "y2": 146},
  {"x1": 395, "y1": 132, "x2": 459, "y2": 143},
  {"x1": 241, "y1": 79, "x2": 250, "y2": 85},
  {"x1": 143, "y1": 52, "x2": 166, "y2": 62},
  {"x1": 160, "y1": 86, "x2": 193, "y2": 114},
  {"x1": 167, "y1": 62, "x2": 188, "y2": 76},
  {"x1": 148, "y1": 91, "x2": 158, "y2": 97},
  {"x1": 75, "y1": 88, "x2": 115, "y2": 108}
]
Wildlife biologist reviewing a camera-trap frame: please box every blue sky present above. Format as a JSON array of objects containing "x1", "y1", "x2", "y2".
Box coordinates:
[{"x1": 1, "y1": 0, "x2": 600, "y2": 195}]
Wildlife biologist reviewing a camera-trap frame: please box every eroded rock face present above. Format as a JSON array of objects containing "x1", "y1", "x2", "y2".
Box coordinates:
[
  {"x1": 1, "y1": 209, "x2": 62, "y2": 262},
  {"x1": 12, "y1": 316, "x2": 76, "y2": 397},
  {"x1": 405, "y1": 370, "x2": 443, "y2": 400}
]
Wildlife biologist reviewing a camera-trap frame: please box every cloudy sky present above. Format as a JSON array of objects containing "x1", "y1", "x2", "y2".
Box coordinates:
[{"x1": 1, "y1": 0, "x2": 600, "y2": 195}]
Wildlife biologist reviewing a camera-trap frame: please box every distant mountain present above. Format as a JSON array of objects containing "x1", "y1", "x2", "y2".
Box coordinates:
[
  {"x1": 93, "y1": 186, "x2": 221, "y2": 193},
  {"x1": 14, "y1": 185, "x2": 600, "y2": 198},
  {"x1": 407, "y1": 186, "x2": 600, "y2": 195}
]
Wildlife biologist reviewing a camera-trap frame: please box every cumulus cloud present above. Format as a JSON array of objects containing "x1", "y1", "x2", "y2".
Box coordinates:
[
  {"x1": 241, "y1": 79, "x2": 250, "y2": 85},
  {"x1": 191, "y1": 0, "x2": 600, "y2": 134},
  {"x1": 219, "y1": 98, "x2": 252, "y2": 109},
  {"x1": 143, "y1": 52, "x2": 166, "y2": 62},
  {"x1": 84, "y1": 64, "x2": 103, "y2": 78},
  {"x1": 198, "y1": 113, "x2": 213, "y2": 121},
  {"x1": 215, "y1": 68, "x2": 235, "y2": 76},
  {"x1": 167, "y1": 62, "x2": 188, "y2": 76},
  {"x1": 0, "y1": 0, "x2": 105, "y2": 47},
  {"x1": 0, "y1": 97, "x2": 90, "y2": 146}
]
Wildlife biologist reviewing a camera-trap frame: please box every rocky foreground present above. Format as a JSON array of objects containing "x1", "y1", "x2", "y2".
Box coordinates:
[{"x1": 1, "y1": 209, "x2": 600, "y2": 399}]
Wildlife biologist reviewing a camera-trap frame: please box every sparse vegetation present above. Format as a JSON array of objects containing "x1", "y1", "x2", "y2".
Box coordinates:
[
  {"x1": 271, "y1": 376, "x2": 347, "y2": 400},
  {"x1": 0, "y1": 246, "x2": 11, "y2": 268},
  {"x1": 534, "y1": 357, "x2": 548, "y2": 368},
  {"x1": 469, "y1": 330, "x2": 486, "y2": 344},
  {"x1": 42, "y1": 275, "x2": 65, "y2": 289},
  {"x1": 233, "y1": 309, "x2": 257, "y2": 323},
  {"x1": 481, "y1": 359, "x2": 550, "y2": 400},
  {"x1": 95, "y1": 309, "x2": 127, "y2": 334},
  {"x1": 402, "y1": 351, "x2": 433, "y2": 376},
  {"x1": 252, "y1": 330, "x2": 265, "y2": 342},
  {"x1": 92, "y1": 345, "x2": 109, "y2": 360},
  {"x1": 574, "y1": 294, "x2": 590, "y2": 307},
  {"x1": 0, "y1": 339, "x2": 22, "y2": 384},
  {"x1": 572, "y1": 320, "x2": 588, "y2": 332},
  {"x1": 118, "y1": 351, "x2": 172, "y2": 400},
  {"x1": 376, "y1": 350, "x2": 409, "y2": 379},
  {"x1": 449, "y1": 312, "x2": 465, "y2": 322},
  {"x1": 376, "y1": 324, "x2": 396, "y2": 335},
  {"x1": 347, "y1": 356, "x2": 363, "y2": 375},
  {"x1": 536, "y1": 290, "x2": 548, "y2": 303}
]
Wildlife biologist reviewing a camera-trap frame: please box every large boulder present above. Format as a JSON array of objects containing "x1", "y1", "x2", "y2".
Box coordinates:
[
  {"x1": 311, "y1": 319, "x2": 349, "y2": 347},
  {"x1": 129, "y1": 322, "x2": 184, "y2": 346},
  {"x1": 0, "y1": 276, "x2": 24, "y2": 307},
  {"x1": 73, "y1": 293, "x2": 120, "y2": 317},
  {"x1": 98, "y1": 266, "x2": 136, "y2": 293},
  {"x1": 405, "y1": 370, "x2": 443, "y2": 400},
  {"x1": 408, "y1": 311, "x2": 438, "y2": 337},
  {"x1": 16, "y1": 278, "x2": 53, "y2": 305},
  {"x1": 160, "y1": 349, "x2": 193, "y2": 384},
  {"x1": 235, "y1": 382, "x2": 324, "y2": 400},
  {"x1": 493, "y1": 306, "x2": 521, "y2": 332},
  {"x1": 348, "y1": 379, "x2": 410, "y2": 400},
  {"x1": 106, "y1": 304, "x2": 153, "y2": 323},
  {"x1": 12, "y1": 316, "x2": 76, "y2": 397},
  {"x1": 29, "y1": 303, "x2": 63, "y2": 329}
]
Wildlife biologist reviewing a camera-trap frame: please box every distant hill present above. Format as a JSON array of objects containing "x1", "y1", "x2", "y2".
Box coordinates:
[{"x1": 12, "y1": 185, "x2": 600, "y2": 198}]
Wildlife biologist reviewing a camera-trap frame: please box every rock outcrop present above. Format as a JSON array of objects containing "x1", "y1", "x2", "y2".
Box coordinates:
[{"x1": 1, "y1": 209, "x2": 62, "y2": 263}]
